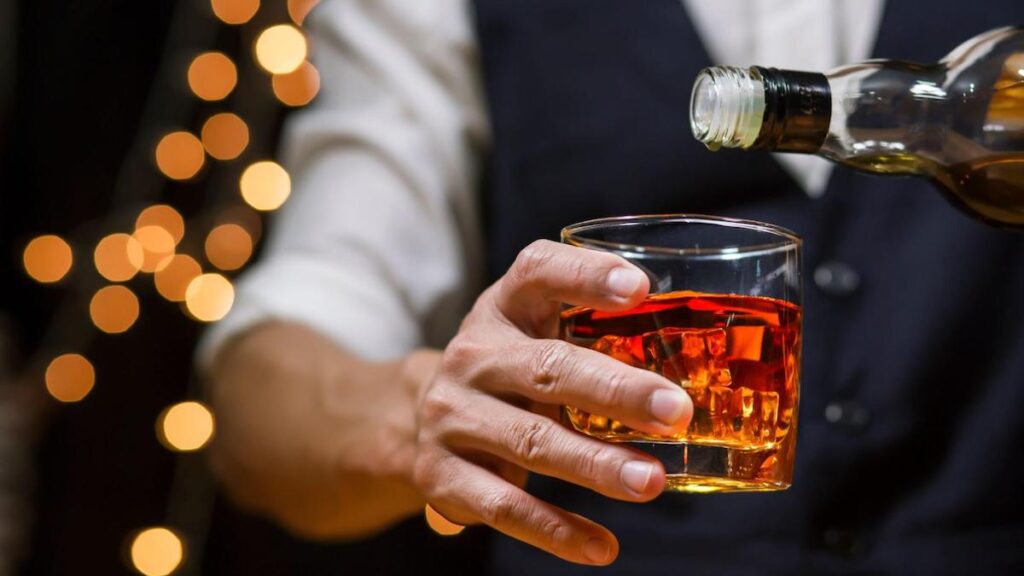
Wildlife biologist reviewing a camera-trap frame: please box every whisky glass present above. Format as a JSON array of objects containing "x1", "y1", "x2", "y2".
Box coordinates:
[{"x1": 560, "y1": 215, "x2": 802, "y2": 493}]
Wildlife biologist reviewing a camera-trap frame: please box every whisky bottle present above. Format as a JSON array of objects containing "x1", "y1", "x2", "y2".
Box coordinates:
[{"x1": 690, "y1": 27, "x2": 1024, "y2": 228}]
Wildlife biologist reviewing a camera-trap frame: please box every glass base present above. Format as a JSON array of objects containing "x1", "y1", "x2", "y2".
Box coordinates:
[{"x1": 628, "y1": 441, "x2": 791, "y2": 493}]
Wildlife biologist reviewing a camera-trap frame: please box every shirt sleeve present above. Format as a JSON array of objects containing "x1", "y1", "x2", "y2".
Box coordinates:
[{"x1": 199, "y1": 0, "x2": 488, "y2": 365}]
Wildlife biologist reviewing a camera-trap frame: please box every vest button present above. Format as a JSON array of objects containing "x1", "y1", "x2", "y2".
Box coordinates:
[
  {"x1": 814, "y1": 261, "x2": 861, "y2": 296},
  {"x1": 824, "y1": 401, "x2": 871, "y2": 429}
]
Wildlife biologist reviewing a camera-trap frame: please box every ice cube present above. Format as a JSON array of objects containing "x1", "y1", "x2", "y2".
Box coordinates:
[
  {"x1": 643, "y1": 328, "x2": 724, "y2": 388},
  {"x1": 591, "y1": 334, "x2": 643, "y2": 367}
]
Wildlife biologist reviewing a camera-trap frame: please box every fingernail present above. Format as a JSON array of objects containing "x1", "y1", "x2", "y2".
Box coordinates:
[
  {"x1": 606, "y1": 267, "x2": 644, "y2": 299},
  {"x1": 650, "y1": 388, "x2": 689, "y2": 426},
  {"x1": 583, "y1": 537, "x2": 612, "y2": 564},
  {"x1": 621, "y1": 461, "x2": 654, "y2": 495}
]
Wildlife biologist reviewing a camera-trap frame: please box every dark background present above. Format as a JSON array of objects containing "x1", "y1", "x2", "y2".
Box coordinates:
[{"x1": 0, "y1": 0, "x2": 488, "y2": 573}]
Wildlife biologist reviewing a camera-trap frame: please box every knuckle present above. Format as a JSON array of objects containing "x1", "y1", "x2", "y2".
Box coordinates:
[
  {"x1": 574, "y1": 444, "x2": 607, "y2": 483},
  {"x1": 508, "y1": 418, "x2": 555, "y2": 465},
  {"x1": 420, "y1": 385, "x2": 458, "y2": 428},
  {"x1": 479, "y1": 488, "x2": 522, "y2": 527},
  {"x1": 510, "y1": 240, "x2": 556, "y2": 285},
  {"x1": 441, "y1": 337, "x2": 479, "y2": 377},
  {"x1": 537, "y1": 517, "x2": 569, "y2": 551},
  {"x1": 597, "y1": 370, "x2": 630, "y2": 406},
  {"x1": 530, "y1": 340, "x2": 572, "y2": 390}
]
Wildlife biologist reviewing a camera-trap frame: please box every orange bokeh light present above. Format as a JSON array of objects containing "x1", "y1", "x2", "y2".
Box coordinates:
[
  {"x1": 240, "y1": 161, "x2": 291, "y2": 211},
  {"x1": 45, "y1": 353, "x2": 95, "y2": 403},
  {"x1": 136, "y1": 205, "x2": 185, "y2": 246},
  {"x1": 185, "y1": 273, "x2": 234, "y2": 322},
  {"x1": 187, "y1": 52, "x2": 237, "y2": 101},
  {"x1": 157, "y1": 401, "x2": 216, "y2": 452},
  {"x1": 205, "y1": 224, "x2": 253, "y2": 271},
  {"x1": 155, "y1": 131, "x2": 205, "y2": 181},
  {"x1": 23, "y1": 234, "x2": 73, "y2": 283},
  {"x1": 90, "y1": 285, "x2": 140, "y2": 334},
  {"x1": 287, "y1": 0, "x2": 320, "y2": 25},
  {"x1": 129, "y1": 527, "x2": 184, "y2": 576},
  {"x1": 272, "y1": 61, "x2": 320, "y2": 107},
  {"x1": 210, "y1": 0, "x2": 259, "y2": 25},
  {"x1": 201, "y1": 113, "x2": 250, "y2": 161},
  {"x1": 133, "y1": 225, "x2": 176, "y2": 273},
  {"x1": 154, "y1": 254, "x2": 202, "y2": 302},
  {"x1": 94, "y1": 233, "x2": 144, "y2": 282},
  {"x1": 254, "y1": 25, "x2": 307, "y2": 75}
]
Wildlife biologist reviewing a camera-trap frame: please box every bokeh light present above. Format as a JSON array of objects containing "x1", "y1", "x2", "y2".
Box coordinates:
[
  {"x1": 154, "y1": 254, "x2": 202, "y2": 302},
  {"x1": 185, "y1": 273, "x2": 234, "y2": 322},
  {"x1": 155, "y1": 131, "x2": 205, "y2": 181},
  {"x1": 157, "y1": 401, "x2": 215, "y2": 452},
  {"x1": 254, "y1": 25, "x2": 307, "y2": 74},
  {"x1": 240, "y1": 161, "x2": 291, "y2": 211},
  {"x1": 45, "y1": 353, "x2": 95, "y2": 403},
  {"x1": 129, "y1": 527, "x2": 184, "y2": 576},
  {"x1": 90, "y1": 285, "x2": 140, "y2": 334},
  {"x1": 201, "y1": 113, "x2": 249, "y2": 161},
  {"x1": 425, "y1": 504, "x2": 465, "y2": 536},
  {"x1": 187, "y1": 52, "x2": 237, "y2": 101},
  {"x1": 136, "y1": 205, "x2": 185, "y2": 246},
  {"x1": 287, "y1": 0, "x2": 320, "y2": 24},
  {"x1": 133, "y1": 226, "x2": 176, "y2": 273},
  {"x1": 272, "y1": 61, "x2": 320, "y2": 107},
  {"x1": 23, "y1": 234, "x2": 73, "y2": 283},
  {"x1": 94, "y1": 233, "x2": 145, "y2": 282},
  {"x1": 210, "y1": 0, "x2": 259, "y2": 25},
  {"x1": 205, "y1": 224, "x2": 253, "y2": 271}
]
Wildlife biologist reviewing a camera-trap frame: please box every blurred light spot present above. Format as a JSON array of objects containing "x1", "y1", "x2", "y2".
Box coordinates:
[
  {"x1": 45, "y1": 353, "x2": 95, "y2": 403},
  {"x1": 188, "y1": 52, "x2": 237, "y2": 101},
  {"x1": 217, "y1": 205, "x2": 263, "y2": 243},
  {"x1": 136, "y1": 205, "x2": 185, "y2": 246},
  {"x1": 255, "y1": 25, "x2": 307, "y2": 74},
  {"x1": 287, "y1": 0, "x2": 320, "y2": 25},
  {"x1": 210, "y1": 0, "x2": 259, "y2": 25},
  {"x1": 272, "y1": 61, "x2": 320, "y2": 107},
  {"x1": 130, "y1": 527, "x2": 183, "y2": 576},
  {"x1": 158, "y1": 401, "x2": 215, "y2": 452},
  {"x1": 90, "y1": 285, "x2": 140, "y2": 334},
  {"x1": 185, "y1": 273, "x2": 234, "y2": 322},
  {"x1": 425, "y1": 504, "x2": 465, "y2": 536},
  {"x1": 205, "y1": 224, "x2": 253, "y2": 271},
  {"x1": 155, "y1": 255, "x2": 202, "y2": 302},
  {"x1": 133, "y1": 226, "x2": 176, "y2": 273},
  {"x1": 201, "y1": 113, "x2": 250, "y2": 161},
  {"x1": 155, "y1": 131, "x2": 205, "y2": 181},
  {"x1": 94, "y1": 234, "x2": 144, "y2": 282},
  {"x1": 240, "y1": 161, "x2": 290, "y2": 211},
  {"x1": 23, "y1": 235, "x2": 73, "y2": 283}
]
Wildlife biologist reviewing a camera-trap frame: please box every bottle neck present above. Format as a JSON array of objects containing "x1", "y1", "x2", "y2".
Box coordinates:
[{"x1": 691, "y1": 66, "x2": 832, "y2": 153}]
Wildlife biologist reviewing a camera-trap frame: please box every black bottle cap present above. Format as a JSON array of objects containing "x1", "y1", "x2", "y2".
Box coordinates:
[{"x1": 753, "y1": 67, "x2": 832, "y2": 153}]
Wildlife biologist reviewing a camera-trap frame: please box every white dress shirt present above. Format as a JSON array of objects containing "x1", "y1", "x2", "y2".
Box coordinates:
[{"x1": 201, "y1": 0, "x2": 885, "y2": 365}]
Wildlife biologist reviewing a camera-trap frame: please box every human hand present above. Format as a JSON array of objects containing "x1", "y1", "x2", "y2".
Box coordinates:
[{"x1": 413, "y1": 240, "x2": 693, "y2": 565}]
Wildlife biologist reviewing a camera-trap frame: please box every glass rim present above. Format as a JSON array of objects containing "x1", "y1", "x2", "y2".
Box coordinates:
[{"x1": 561, "y1": 214, "x2": 801, "y2": 258}]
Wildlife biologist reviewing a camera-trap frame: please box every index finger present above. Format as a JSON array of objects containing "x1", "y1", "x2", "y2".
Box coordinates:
[{"x1": 496, "y1": 240, "x2": 650, "y2": 334}]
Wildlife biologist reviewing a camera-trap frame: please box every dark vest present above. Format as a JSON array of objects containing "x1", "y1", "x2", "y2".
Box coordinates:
[{"x1": 473, "y1": 1, "x2": 1024, "y2": 573}]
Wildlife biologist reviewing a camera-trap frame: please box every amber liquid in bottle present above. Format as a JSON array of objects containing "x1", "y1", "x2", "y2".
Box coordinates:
[{"x1": 560, "y1": 291, "x2": 802, "y2": 492}]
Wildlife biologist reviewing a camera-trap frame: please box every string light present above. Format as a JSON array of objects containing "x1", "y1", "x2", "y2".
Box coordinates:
[
  {"x1": 187, "y1": 52, "x2": 237, "y2": 101},
  {"x1": 287, "y1": 0, "x2": 320, "y2": 25},
  {"x1": 136, "y1": 205, "x2": 185, "y2": 246},
  {"x1": 185, "y1": 273, "x2": 234, "y2": 322},
  {"x1": 133, "y1": 226, "x2": 176, "y2": 273},
  {"x1": 204, "y1": 224, "x2": 253, "y2": 271},
  {"x1": 201, "y1": 113, "x2": 249, "y2": 161},
  {"x1": 154, "y1": 255, "x2": 202, "y2": 302},
  {"x1": 210, "y1": 0, "x2": 259, "y2": 25},
  {"x1": 240, "y1": 161, "x2": 290, "y2": 211},
  {"x1": 94, "y1": 233, "x2": 145, "y2": 282},
  {"x1": 90, "y1": 285, "x2": 141, "y2": 334},
  {"x1": 272, "y1": 61, "x2": 320, "y2": 107},
  {"x1": 157, "y1": 402, "x2": 215, "y2": 452},
  {"x1": 45, "y1": 354, "x2": 95, "y2": 403},
  {"x1": 424, "y1": 504, "x2": 465, "y2": 536},
  {"x1": 129, "y1": 527, "x2": 184, "y2": 576},
  {"x1": 155, "y1": 131, "x2": 205, "y2": 181},
  {"x1": 23, "y1": 234, "x2": 73, "y2": 284},
  {"x1": 254, "y1": 25, "x2": 307, "y2": 75}
]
